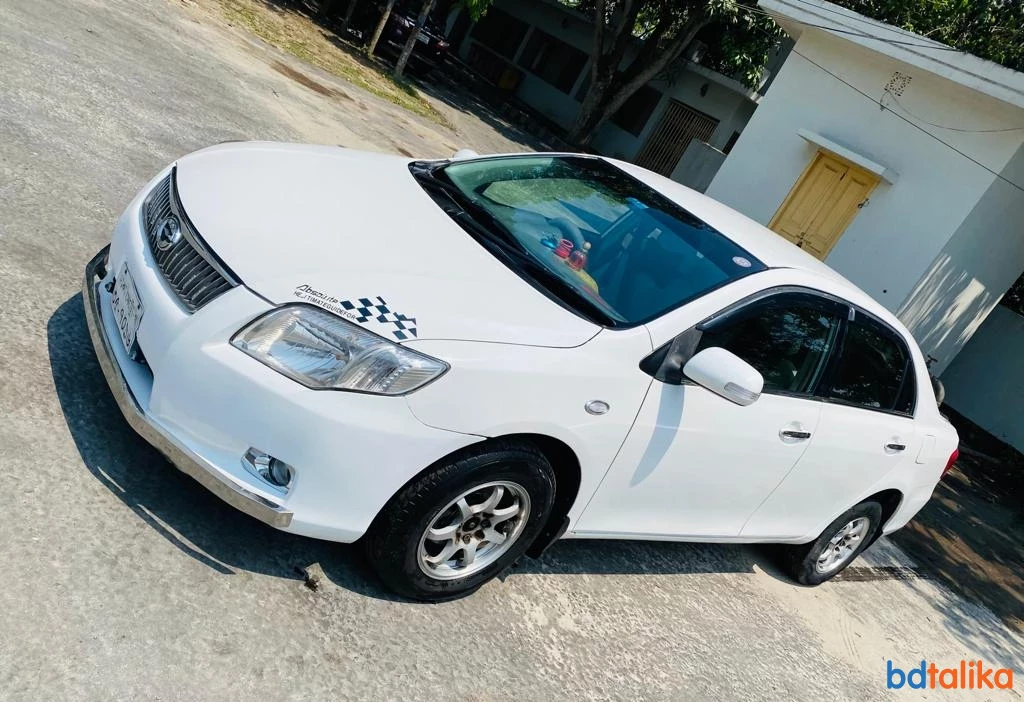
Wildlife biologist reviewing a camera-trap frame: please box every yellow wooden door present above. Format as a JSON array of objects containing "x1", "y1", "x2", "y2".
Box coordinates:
[{"x1": 769, "y1": 152, "x2": 879, "y2": 260}]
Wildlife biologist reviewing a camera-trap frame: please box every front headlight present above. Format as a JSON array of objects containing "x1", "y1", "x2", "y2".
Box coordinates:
[{"x1": 231, "y1": 305, "x2": 448, "y2": 395}]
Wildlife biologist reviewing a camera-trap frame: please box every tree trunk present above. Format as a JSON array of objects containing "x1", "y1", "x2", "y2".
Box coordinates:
[
  {"x1": 569, "y1": 14, "x2": 709, "y2": 148},
  {"x1": 340, "y1": 0, "x2": 359, "y2": 34},
  {"x1": 569, "y1": 74, "x2": 616, "y2": 147},
  {"x1": 393, "y1": 0, "x2": 437, "y2": 78},
  {"x1": 366, "y1": 0, "x2": 397, "y2": 56}
]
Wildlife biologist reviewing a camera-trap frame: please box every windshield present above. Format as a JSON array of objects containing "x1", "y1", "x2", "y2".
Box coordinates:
[{"x1": 414, "y1": 155, "x2": 765, "y2": 326}]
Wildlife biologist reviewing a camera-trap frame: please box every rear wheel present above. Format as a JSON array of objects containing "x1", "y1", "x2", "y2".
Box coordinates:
[
  {"x1": 365, "y1": 441, "x2": 555, "y2": 601},
  {"x1": 782, "y1": 501, "x2": 882, "y2": 585}
]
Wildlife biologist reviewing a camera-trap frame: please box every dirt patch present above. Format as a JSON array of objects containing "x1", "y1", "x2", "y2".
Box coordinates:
[
  {"x1": 202, "y1": 0, "x2": 449, "y2": 126},
  {"x1": 389, "y1": 142, "x2": 414, "y2": 157},
  {"x1": 892, "y1": 406, "x2": 1024, "y2": 633},
  {"x1": 271, "y1": 60, "x2": 334, "y2": 97}
]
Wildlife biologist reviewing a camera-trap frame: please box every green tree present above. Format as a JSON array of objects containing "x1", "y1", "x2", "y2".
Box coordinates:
[
  {"x1": 457, "y1": 0, "x2": 495, "y2": 21},
  {"x1": 829, "y1": 0, "x2": 1024, "y2": 71},
  {"x1": 567, "y1": 0, "x2": 782, "y2": 146}
]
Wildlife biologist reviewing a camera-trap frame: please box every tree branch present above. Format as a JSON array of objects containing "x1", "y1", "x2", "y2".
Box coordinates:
[
  {"x1": 605, "y1": 13, "x2": 711, "y2": 118},
  {"x1": 593, "y1": 0, "x2": 609, "y2": 61}
]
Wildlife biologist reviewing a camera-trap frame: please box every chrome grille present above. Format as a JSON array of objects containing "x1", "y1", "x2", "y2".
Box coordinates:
[{"x1": 142, "y1": 171, "x2": 236, "y2": 312}]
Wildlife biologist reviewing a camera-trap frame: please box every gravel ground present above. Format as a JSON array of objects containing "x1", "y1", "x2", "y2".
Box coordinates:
[{"x1": 0, "y1": 1, "x2": 1021, "y2": 699}]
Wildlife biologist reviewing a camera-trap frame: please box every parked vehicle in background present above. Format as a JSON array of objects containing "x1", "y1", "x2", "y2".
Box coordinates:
[
  {"x1": 83, "y1": 143, "x2": 959, "y2": 601},
  {"x1": 353, "y1": 1, "x2": 451, "y2": 72}
]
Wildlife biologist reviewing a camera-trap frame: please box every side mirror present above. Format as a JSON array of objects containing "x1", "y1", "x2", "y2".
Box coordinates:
[{"x1": 683, "y1": 347, "x2": 764, "y2": 406}]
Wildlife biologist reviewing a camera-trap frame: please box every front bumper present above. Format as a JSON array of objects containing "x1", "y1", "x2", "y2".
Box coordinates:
[
  {"x1": 84, "y1": 246, "x2": 294, "y2": 528},
  {"x1": 83, "y1": 180, "x2": 480, "y2": 543}
]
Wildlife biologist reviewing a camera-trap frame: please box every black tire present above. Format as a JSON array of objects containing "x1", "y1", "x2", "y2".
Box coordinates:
[
  {"x1": 782, "y1": 501, "x2": 883, "y2": 586},
  {"x1": 364, "y1": 440, "x2": 556, "y2": 601}
]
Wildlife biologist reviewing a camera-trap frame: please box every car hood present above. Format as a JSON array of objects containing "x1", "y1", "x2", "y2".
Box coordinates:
[{"x1": 174, "y1": 143, "x2": 599, "y2": 347}]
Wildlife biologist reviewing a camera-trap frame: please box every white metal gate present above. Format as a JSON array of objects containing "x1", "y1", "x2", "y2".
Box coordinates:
[{"x1": 634, "y1": 100, "x2": 719, "y2": 177}]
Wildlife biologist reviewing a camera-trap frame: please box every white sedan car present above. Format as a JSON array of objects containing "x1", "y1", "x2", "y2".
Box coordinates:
[{"x1": 84, "y1": 143, "x2": 958, "y2": 600}]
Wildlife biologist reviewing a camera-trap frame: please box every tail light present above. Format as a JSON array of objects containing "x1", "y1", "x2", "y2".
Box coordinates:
[{"x1": 941, "y1": 447, "x2": 959, "y2": 478}]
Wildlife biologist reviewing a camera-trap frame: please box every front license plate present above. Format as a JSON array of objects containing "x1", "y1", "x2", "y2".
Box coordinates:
[{"x1": 110, "y1": 262, "x2": 144, "y2": 354}]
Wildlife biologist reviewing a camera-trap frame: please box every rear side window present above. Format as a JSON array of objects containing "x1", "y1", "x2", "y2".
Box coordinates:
[
  {"x1": 825, "y1": 315, "x2": 915, "y2": 415},
  {"x1": 696, "y1": 293, "x2": 844, "y2": 396}
]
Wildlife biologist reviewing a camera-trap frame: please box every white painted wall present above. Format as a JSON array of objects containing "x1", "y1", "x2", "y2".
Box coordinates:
[
  {"x1": 899, "y1": 143, "x2": 1024, "y2": 373},
  {"x1": 707, "y1": 30, "x2": 1024, "y2": 321},
  {"x1": 942, "y1": 306, "x2": 1024, "y2": 452}
]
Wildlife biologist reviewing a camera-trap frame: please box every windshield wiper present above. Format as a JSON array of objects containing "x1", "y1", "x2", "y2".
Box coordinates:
[
  {"x1": 450, "y1": 210, "x2": 619, "y2": 327},
  {"x1": 413, "y1": 166, "x2": 538, "y2": 258},
  {"x1": 412, "y1": 163, "x2": 619, "y2": 327}
]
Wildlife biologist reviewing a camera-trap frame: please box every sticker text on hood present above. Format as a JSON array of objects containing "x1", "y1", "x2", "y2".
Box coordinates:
[{"x1": 294, "y1": 284, "x2": 418, "y2": 340}]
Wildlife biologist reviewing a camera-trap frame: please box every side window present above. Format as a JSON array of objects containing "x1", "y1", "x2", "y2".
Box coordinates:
[
  {"x1": 696, "y1": 293, "x2": 844, "y2": 395},
  {"x1": 826, "y1": 314, "x2": 915, "y2": 415}
]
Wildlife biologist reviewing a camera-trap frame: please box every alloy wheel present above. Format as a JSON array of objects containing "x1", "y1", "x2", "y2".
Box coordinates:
[
  {"x1": 815, "y1": 516, "x2": 870, "y2": 574},
  {"x1": 417, "y1": 481, "x2": 531, "y2": 580}
]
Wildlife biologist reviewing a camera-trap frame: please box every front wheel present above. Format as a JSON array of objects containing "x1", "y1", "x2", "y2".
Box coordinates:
[
  {"x1": 782, "y1": 501, "x2": 883, "y2": 586},
  {"x1": 364, "y1": 441, "x2": 555, "y2": 601}
]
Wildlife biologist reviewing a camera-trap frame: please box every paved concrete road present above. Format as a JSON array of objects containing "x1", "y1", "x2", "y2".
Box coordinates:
[{"x1": 1, "y1": 1, "x2": 1021, "y2": 699}]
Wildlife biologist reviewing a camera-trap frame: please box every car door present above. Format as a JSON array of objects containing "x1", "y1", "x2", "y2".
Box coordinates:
[
  {"x1": 576, "y1": 290, "x2": 846, "y2": 539},
  {"x1": 741, "y1": 310, "x2": 919, "y2": 539}
]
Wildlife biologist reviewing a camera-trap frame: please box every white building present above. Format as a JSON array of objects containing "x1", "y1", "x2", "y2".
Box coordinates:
[
  {"x1": 706, "y1": 0, "x2": 1024, "y2": 449},
  {"x1": 445, "y1": 0, "x2": 783, "y2": 189}
]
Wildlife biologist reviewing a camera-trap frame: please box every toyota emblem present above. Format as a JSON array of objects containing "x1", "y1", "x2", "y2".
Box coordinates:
[{"x1": 155, "y1": 216, "x2": 182, "y2": 251}]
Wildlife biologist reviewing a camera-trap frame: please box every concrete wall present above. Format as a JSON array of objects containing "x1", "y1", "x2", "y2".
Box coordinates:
[
  {"x1": 943, "y1": 306, "x2": 1024, "y2": 452},
  {"x1": 457, "y1": 0, "x2": 758, "y2": 163},
  {"x1": 706, "y1": 30, "x2": 1024, "y2": 330},
  {"x1": 591, "y1": 66, "x2": 757, "y2": 162},
  {"x1": 899, "y1": 142, "x2": 1024, "y2": 373},
  {"x1": 928, "y1": 143, "x2": 1024, "y2": 446},
  {"x1": 671, "y1": 140, "x2": 727, "y2": 192}
]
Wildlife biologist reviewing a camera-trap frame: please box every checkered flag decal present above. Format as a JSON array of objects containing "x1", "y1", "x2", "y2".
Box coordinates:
[{"x1": 340, "y1": 296, "x2": 418, "y2": 341}]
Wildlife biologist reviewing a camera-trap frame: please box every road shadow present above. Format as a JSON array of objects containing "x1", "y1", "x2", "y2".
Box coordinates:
[
  {"x1": 405, "y1": 62, "x2": 564, "y2": 151},
  {"x1": 243, "y1": 0, "x2": 561, "y2": 151},
  {"x1": 49, "y1": 293, "x2": 786, "y2": 602},
  {"x1": 867, "y1": 537, "x2": 1024, "y2": 668},
  {"x1": 890, "y1": 408, "x2": 1024, "y2": 635},
  {"x1": 47, "y1": 290, "x2": 1024, "y2": 662},
  {"x1": 47, "y1": 294, "x2": 395, "y2": 599}
]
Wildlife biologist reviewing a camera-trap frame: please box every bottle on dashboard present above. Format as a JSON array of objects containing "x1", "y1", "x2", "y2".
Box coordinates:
[{"x1": 568, "y1": 241, "x2": 591, "y2": 270}]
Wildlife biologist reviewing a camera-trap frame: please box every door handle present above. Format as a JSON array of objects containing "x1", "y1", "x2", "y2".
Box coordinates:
[
  {"x1": 781, "y1": 429, "x2": 812, "y2": 440},
  {"x1": 885, "y1": 442, "x2": 907, "y2": 452}
]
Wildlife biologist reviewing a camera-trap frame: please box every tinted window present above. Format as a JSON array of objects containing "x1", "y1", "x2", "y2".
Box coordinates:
[
  {"x1": 697, "y1": 294, "x2": 843, "y2": 395},
  {"x1": 826, "y1": 315, "x2": 915, "y2": 414},
  {"x1": 518, "y1": 30, "x2": 587, "y2": 93},
  {"x1": 426, "y1": 156, "x2": 765, "y2": 325},
  {"x1": 612, "y1": 85, "x2": 662, "y2": 136},
  {"x1": 471, "y1": 9, "x2": 528, "y2": 59}
]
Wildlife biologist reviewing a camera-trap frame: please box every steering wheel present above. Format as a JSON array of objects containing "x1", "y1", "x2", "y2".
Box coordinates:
[{"x1": 548, "y1": 217, "x2": 585, "y2": 251}]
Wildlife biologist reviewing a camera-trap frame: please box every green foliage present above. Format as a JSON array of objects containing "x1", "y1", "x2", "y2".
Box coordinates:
[
  {"x1": 563, "y1": 0, "x2": 784, "y2": 89},
  {"x1": 455, "y1": 0, "x2": 493, "y2": 22},
  {"x1": 830, "y1": 0, "x2": 1024, "y2": 71},
  {"x1": 697, "y1": 2, "x2": 786, "y2": 87}
]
